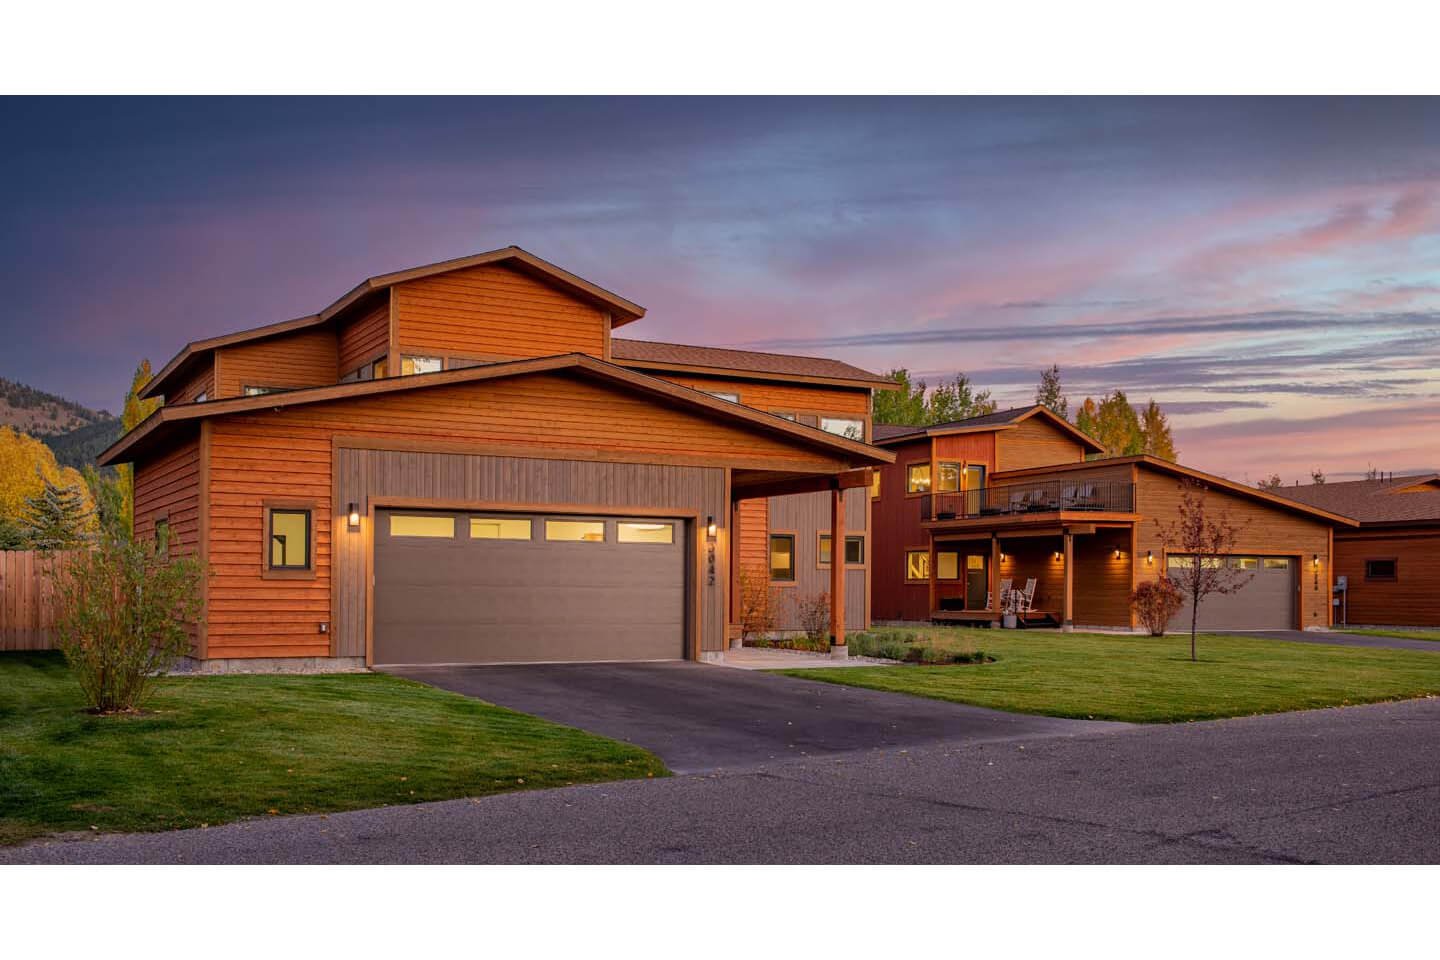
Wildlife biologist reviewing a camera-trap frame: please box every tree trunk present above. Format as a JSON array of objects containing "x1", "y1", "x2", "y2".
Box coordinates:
[{"x1": 1189, "y1": 584, "x2": 1199, "y2": 662}]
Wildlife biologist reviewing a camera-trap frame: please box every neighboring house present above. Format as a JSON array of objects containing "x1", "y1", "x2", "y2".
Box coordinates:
[
  {"x1": 1278, "y1": 474, "x2": 1440, "y2": 627},
  {"x1": 869, "y1": 406, "x2": 1356, "y2": 632},
  {"x1": 100, "y1": 246, "x2": 893, "y2": 669}
]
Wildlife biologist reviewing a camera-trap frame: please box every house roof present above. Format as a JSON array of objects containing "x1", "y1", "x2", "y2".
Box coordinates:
[
  {"x1": 871, "y1": 405, "x2": 1105, "y2": 453},
  {"x1": 142, "y1": 246, "x2": 646, "y2": 401},
  {"x1": 610, "y1": 338, "x2": 896, "y2": 388},
  {"x1": 992, "y1": 454, "x2": 1361, "y2": 527},
  {"x1": 1274, "y1": 475, "x2": 1440, "y2": 525},
  {"x1": 101, "y1": 354, "x2": 896, "y2": 470}
]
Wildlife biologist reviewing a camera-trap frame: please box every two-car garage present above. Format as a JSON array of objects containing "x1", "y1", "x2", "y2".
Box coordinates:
[{"x1": 372, "y1": 509, "x2": 690, "y2": 665}]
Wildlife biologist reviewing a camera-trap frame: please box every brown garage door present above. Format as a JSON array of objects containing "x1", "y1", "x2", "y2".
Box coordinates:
[
  {"x1": 1167, "y1": 555, "x2": 1297, "y2": 631},
  {"x1": 373, "y1": 510, "x2": 687, "y2": 665}
]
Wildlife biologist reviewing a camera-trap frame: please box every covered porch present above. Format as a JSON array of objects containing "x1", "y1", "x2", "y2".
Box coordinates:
[{"x1": 920, "y1": 515, "x2": 1139, "y2": 631}]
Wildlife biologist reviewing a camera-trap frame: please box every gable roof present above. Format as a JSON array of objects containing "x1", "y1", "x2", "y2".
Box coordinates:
[
  {"x1": 101, "y1": 354, "x2": 895, "y2": 469},
  {"x1": 141, "y1": 246, "x2": 645, "y2": 401},
  {"x1": 872, "y1": 405, "x2": 1105, "y2": 453},
  {"x1": 992, "y1": 454, "x2": 1360, "y2": 527},
  {"x1": 611, "y1": 338, "x2": 896, "y2": 388},
  {"x1": 1275, "y1": 474, "x2": 1440, "y2": 524}
]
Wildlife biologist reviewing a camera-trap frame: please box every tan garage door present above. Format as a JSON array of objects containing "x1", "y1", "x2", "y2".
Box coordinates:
[
  {"x1": 1167, "y1": 555, "x2": 1297, "y2": 631},
  {"x1": 373, "y1": 510, "x2": 687, "y2": 665}
]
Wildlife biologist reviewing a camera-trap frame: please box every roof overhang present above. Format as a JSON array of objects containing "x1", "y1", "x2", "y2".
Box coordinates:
[
  {"x1": 611, "y1": 356, "x2": 898, "y2": 391},
  {"x1": 102, "y1": 354, "x2": 896, "y2": 470},
  {"x1": 872, "y1": 405, "x2": 1104, "y2": 453}
]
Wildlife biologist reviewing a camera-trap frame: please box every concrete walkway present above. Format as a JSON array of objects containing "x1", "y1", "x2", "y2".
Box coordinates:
[
  {"x1": 7, "y1": 696, "x2": 1438, "y2": 864},
  {"x1": 1254, "y1": 629, "x2": 1440, "y2": 654}
]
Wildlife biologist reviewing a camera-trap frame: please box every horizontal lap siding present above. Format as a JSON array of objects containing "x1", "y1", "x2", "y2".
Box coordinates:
[
  {"x1": 335, "y1": 450, "x2": 727, "y2": 657},
  {"x1": 134, "y1": 434, "x2": 201, "y2": 554},
  {"x1": 1135, "y1": 470, "x2": 1332, "y2": 630},
  {"x1": 996, "y1": 418, "x2": 1086, "y2": 471},
  {"x1": 736, "y1": 497, "x2": 769, "y2": 581},
  {"x1": 1334, "y1": 528, "x2": 1440, "y2": 626},
  {"x1": 654, "y1": 375, "x2": 870, "y2": 419},
  {"x1": 206, "y1": 372, "x2": 846, "y2": 659},
  {"x1": 991, "y1": 461, "x2": 1133, "y2": 485},
  {"x1": 1073, "y1": 528, "x2": 1132, "y2": 627},
  {"x1": 170, "y1": 364, "x2": 214, "y2": 405},
  {"x1": 338, "y1": 304, "x2": 389, "y2": 376},
  {"x1": 395, "y1": 264, "x2": 606, "y2": 360},
  {"x1": 216, "y1": 329, "x2": 339, "y2": 398}
]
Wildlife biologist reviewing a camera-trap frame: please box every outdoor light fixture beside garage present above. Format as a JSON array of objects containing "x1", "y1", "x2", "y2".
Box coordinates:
[
  {"x1": 1313, "y1": 554, "x2": 1320, "y2": 568},
  {"x1": 706, "y1": 516, "x2": 717, "y2": 540},
  {"x1": 1146, "y1": 550, "x2": 1154, "y2": 565}
]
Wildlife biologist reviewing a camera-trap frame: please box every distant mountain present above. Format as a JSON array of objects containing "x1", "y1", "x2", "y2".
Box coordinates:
[
  {"x1": 0, "y1": 377, "x2": 114, "y2": 439},
  {"x1": 45, "y1": 418, "x2": 124, "y2": 472}
]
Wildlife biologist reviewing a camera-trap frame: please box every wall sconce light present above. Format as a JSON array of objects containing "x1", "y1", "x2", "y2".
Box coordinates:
[
  {"x1": 347, "y1": 502, "x2": 360, "y2": 529},
  {"x1": 1053, "y1": 551, "x2": 1062, "y2": 561},
  {"x1": 706, "y1": 516, "x2": 718, "y2": 541},
  {"x1": 1312, "y1": 554, "x2": 1320, "y2": 568},
  {"x1": 999, "y1": 552, "x2": 1007, "y2": 562},
  {"x1": 1146, "y1": 550, "x2": 1154, "y2": 566},
  {"x1": 1113, "y1": 548, "x2": 1124, "y2": 560}
]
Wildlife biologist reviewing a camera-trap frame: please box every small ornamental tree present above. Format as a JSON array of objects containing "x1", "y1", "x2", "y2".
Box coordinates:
[
  {"x1": 1155, "y1": 480, "x2": 1254, "y2": 661},
  {"x1": 736, "y1": 567, "x2": 777, "y2": 645},
  {"x1": 1130, "y1": 577, "x2": 1184, "y2": 636},
  {"x1": 795, "y1": 591, "x2": 831, "y2": 648},
  {"x1": 49, "y1": 530, "x2": 204, "y2": 713}
]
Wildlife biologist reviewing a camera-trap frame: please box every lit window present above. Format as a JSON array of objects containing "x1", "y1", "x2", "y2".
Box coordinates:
[
  {"x1": 706, "y1": 391, "x2": 740, "y2": 403},
  {"x1": 618, "y1": 521, "x2": 675, "y2": 544},
  {"x1": 269, "y1": 509, "x2": 312, "y2": 569},
  {"x1": 905, "y1": 550, "x2": 929, "y2": 580},
  {"x1": 870, "y1": 470, "x2": 881, "y2": 499},
  {"x1": 546, "y1": 520, "x2": 605, "y2": 542},
  {"x1": 819, "y1": 535, "x2": 865, "y2": 565},
  {"x1": 907, "y1": 463, "x2": 932, "y2": 494},
  {"x1": 770, "y1": 534, "x2": 796, "y2": 581},
  {"x1": 1262, "y1": 557, "x2": 1290, "y2": 570},
  {"x1": 936, "y1": 551, "x2": 959, "y2": 580},
  {"x1": 243, "y1": 385, "x2": 281, "y2": 397},
  {"x1": 820, "y1": 417, "x2": 864, "y2": 440},
  {"x1": 967, "y1": 555, "x2": 985, "y2": 571},
  {"x1": 401, "y1": 355, "x2": 443, "y2": 376},
  {"x1": 469, "y1": 517, "x2": 531, "y2": 540},
  {"x1": 1364, "y1": 558, "x2": 1397, "y2": 581},
  {"x1": 964, "y1": 463, "x2": 986, "y2": 490},
  {"x1": 389, "y1": 514, "x2": 455, "y2": 538},
  {"x1": 937, "y1": 462, "x2": 961, "y2": 493},
  {"x1": 1169, "y1": 555, "x2": 1223, "y2": 570}
]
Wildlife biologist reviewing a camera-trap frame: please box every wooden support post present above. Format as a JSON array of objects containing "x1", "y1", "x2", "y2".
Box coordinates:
[
  {"x1": 830, "y1": 485, "x2": 846, "y2": 651},
  {"x1": 927, "y1": 531, "x2": 937, "y2": 620},
  {"x1": 989, "y1": 533, "x2": 1001, "y2": 627},
  {"x1": 1062, "y1": 528, "x2": 1074, "y2": 633}
]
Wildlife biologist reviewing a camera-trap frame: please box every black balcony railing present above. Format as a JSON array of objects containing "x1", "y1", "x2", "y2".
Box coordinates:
[{"x1": 920, "y1": 479, "x2": 1135, "y2": 522}]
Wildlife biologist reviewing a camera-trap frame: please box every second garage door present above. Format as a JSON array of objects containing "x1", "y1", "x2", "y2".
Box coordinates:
[
  {"x1": 1167, "y1": 555, "x2": 1297, "y2": 631},
  {"x1": 373, "y1": 510, "x2": 688, "y2": 665}
]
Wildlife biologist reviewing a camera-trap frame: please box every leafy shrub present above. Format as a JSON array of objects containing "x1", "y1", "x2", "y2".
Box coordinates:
[
  {"x1": 1130, "y1": 577, "x2": 1184, "y2": 636},
  {"x1": 737, "y1": 568, "x2": 777, "y2": 645},
  {"x1": 49, "y1": 532, "x2": 204, "y2": 713},
  {"x1": 848, "y1": 629, "x2": 991, "y2": 664},
  {"x1": 795, "y1": 591, "x2": 831, "y2": 645}
]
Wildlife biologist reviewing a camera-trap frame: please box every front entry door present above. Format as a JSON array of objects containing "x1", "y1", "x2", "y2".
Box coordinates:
[{"x1": 965, "y1": 554, "x2": 987, "y2": 609}]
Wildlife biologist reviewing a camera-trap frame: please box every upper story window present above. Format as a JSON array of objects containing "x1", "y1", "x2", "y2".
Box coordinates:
[
  {"x1": 870, "y1": 470, "x2": 881, "y2": 499},
  {"x1": 820, "y1": 417, "x2": 864, "y2": 441},
  {"x1": 907, "y1": 463, "x2": 932, "y2": 494},
  {"x1": 243, "y1": 385, "x2": 283, "y2": 397},
  {"x1": 965, "y1": 463, "x2": 986, "y2": 490},
  {"x1": 401, "y1": 355, "x2": 443, "y2": 376},
  {"x1": 706, "y1": 390, "x2": 740, "y2": 403},
  {"x1": 372, "y1": 357, "x2": 389, "y2": 379},
  {"x1": 937, "y1": 462, "x2": 961, "y2": 493}
]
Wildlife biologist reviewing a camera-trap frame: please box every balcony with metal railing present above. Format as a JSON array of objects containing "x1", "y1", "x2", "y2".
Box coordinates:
[{"x1": 919, "y1": 478, "x2": 1136, "y2": 524}]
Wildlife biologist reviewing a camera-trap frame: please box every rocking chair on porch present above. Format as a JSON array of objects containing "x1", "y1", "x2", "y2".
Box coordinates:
[
  {"x1": 1014, "y1": 578, "x2": 1038, "y2": 614},
  {"x1": 985, "y1": 577, "x2": 1013, "y2": 611}
]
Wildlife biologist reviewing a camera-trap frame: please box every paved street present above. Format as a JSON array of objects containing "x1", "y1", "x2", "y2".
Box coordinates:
[{"x1": 6, "y1": 695, "x2": 1437, "y2": 864}]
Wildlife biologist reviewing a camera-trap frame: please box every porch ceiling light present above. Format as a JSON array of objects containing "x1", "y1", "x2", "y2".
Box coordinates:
[{"x1": 347, "y1": 502, "x2": 360, "y2": 529}]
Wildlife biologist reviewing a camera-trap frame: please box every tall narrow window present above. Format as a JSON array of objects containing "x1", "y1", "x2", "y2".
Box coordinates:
[
  {"x1": 268, "y1": 508, "x2": 312, "y2": 571},
  {"x1": 964, "y1": 463, "x2": 986, "y2": 490},
  {"x1": 769, "y1": 534, "x2": 796, "y2": 581},
  {"x1": 870, "y1": 470, "x2": 881, "y2": 499},
  {"x1": 154, "y1": 517, "x2": 171, "y2": 558}
]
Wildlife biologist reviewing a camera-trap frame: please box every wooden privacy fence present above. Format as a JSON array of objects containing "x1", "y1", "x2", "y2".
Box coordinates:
[{"x1": 0, "y1": 550, "x2": 82, "y2": 651}]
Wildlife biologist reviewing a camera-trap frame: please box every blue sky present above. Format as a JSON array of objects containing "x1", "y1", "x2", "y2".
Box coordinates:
[{"x1": 1, "y1": 96, "x2": 1436, "y2": 482}]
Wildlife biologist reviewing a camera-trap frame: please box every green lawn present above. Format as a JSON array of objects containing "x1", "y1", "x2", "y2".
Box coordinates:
[
  {"x1": 0, "y1": 652, "x2": 666, "y2": 845},
  {"x1": 1342, "y1": 628, "x2": 1440, "y2": 642},
  {"x1": 778, "y1": 627, "x2": 1440, "y2": 723}
]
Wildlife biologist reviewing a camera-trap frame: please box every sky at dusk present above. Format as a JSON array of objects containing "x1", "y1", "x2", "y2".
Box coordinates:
[{"x1": 1, "y1": 96, "x2": 1436, "y2": 484}]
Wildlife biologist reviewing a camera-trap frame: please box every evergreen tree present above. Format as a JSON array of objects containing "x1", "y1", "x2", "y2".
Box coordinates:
[
  {"x1": 0, "y1": 515, "x2": 25, "y2": 549},
  {"x1": 117, "y1": 359, "x2": 161, "y2": 537},
  {"x1": 1034, "y1": 365, "x2": 1068, "y2": 419},
  {"x1": 1139, "y1": 399, "x2": 1177, "y2": 460},
  {"x1": 872, "y1": 369, "x2": 929, "y2": 426},
  {"x1": 928, "y1": 372, "x2": 997, "y2": 423},
  {"x1": 19, "y1": 473, "x2": 94, "y2": 549}
]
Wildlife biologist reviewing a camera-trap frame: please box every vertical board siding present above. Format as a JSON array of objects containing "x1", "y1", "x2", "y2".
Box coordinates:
[
  {"x1": 215, "y1": 328, "x2": 339, "y2": 398},
  {"x1": 335, "y1": 448, "x2": 727, "y2": 656},
  {"x1": 871, "y1": 437, "x2": 933, "y2": 621},
  {"x1": 338, "y1": 303, "x2": 390, "y2": 376},
  {"x1": 933, "y1": 432, "x2": 996, "y2": 469},
  {"x1": 0, "y1": 551, "x2": 81, "y2": 650},
  {"x1": 767, "y1": 488, "x2": 867, "y2": 630},
  {"x1": 1333, "y1": 528, "x2": 1440, "y2": 626},
  {"x1": 995, "y1": 418, "x2": 1086, "y2": 471},
  {"x1": 394, "y1": 263, "x2": 607, "y2": 360}
]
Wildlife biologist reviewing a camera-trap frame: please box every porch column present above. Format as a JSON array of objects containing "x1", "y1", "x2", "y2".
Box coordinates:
[
  {"x1": 989, "y1": 533, "x2": 1001, "y2": 627},
  {"x1": 927, "y1": 531, "x2": 937, "y2": 618},
  {"x1": 829, "y1": 484, "x2": 847, "y2": 656},
  {"x1": 1062, "y1": 528, "x2": 1074, "y2": 633}
]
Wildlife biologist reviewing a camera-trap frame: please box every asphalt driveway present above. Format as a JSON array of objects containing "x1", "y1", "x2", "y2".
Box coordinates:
[{"x1": 381, "y1": 661, "x2": 1117, "y2": 773}]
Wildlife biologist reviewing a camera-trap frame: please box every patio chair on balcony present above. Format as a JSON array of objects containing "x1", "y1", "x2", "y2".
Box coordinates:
[
  {"x1": 1069, "y1": 483, "x2": 1102, "y2": 511},
  {"x1": 1007, "y1": 490, "x2": 1029, "y2": 514},
  {"x1": 1025, "y1": 488, "x2": 1054, "y2": 512}
]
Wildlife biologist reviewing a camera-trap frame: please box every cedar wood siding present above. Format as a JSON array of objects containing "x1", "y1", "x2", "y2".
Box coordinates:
[
  {"x1": 214, "y1": 328, "x2": 339, "y2": 398},
  {"x1": 994, "y1": 416, "x2": 1086, "y2": 472},
  {"x1": 1134, "y1": 468, "x2": 1333, "y2": 630},
  {"x1": 651, "y1": 374, "x2": 870, "y2": 420},
  {"x1": 934, "y1": 431, "x2": 996, "y2": 470},
  {"x1": 768, "y1": 488, "x2": 867, "y2": 630},
  {"x1": 338, "y1": 303, "x2": 389, "y2": 377},
  {"x1": 202, "y1": 371, "x2": 854, "y2": 659},
  {"x1": 1333, "y1": 527, "x2": 1440, "y2": 626},
  {"x1": 169, "y1": 363, "x2": 214, "y2": 405},
  {"x1": 133, "y1": 432, "x2": 203, "y2": 647},
  {"x1": 393, "y1": 263, "x2": 607, "y2": 363},
  {"x1": 872, "y1": 437, "x2": 935, "y2": 621}
]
